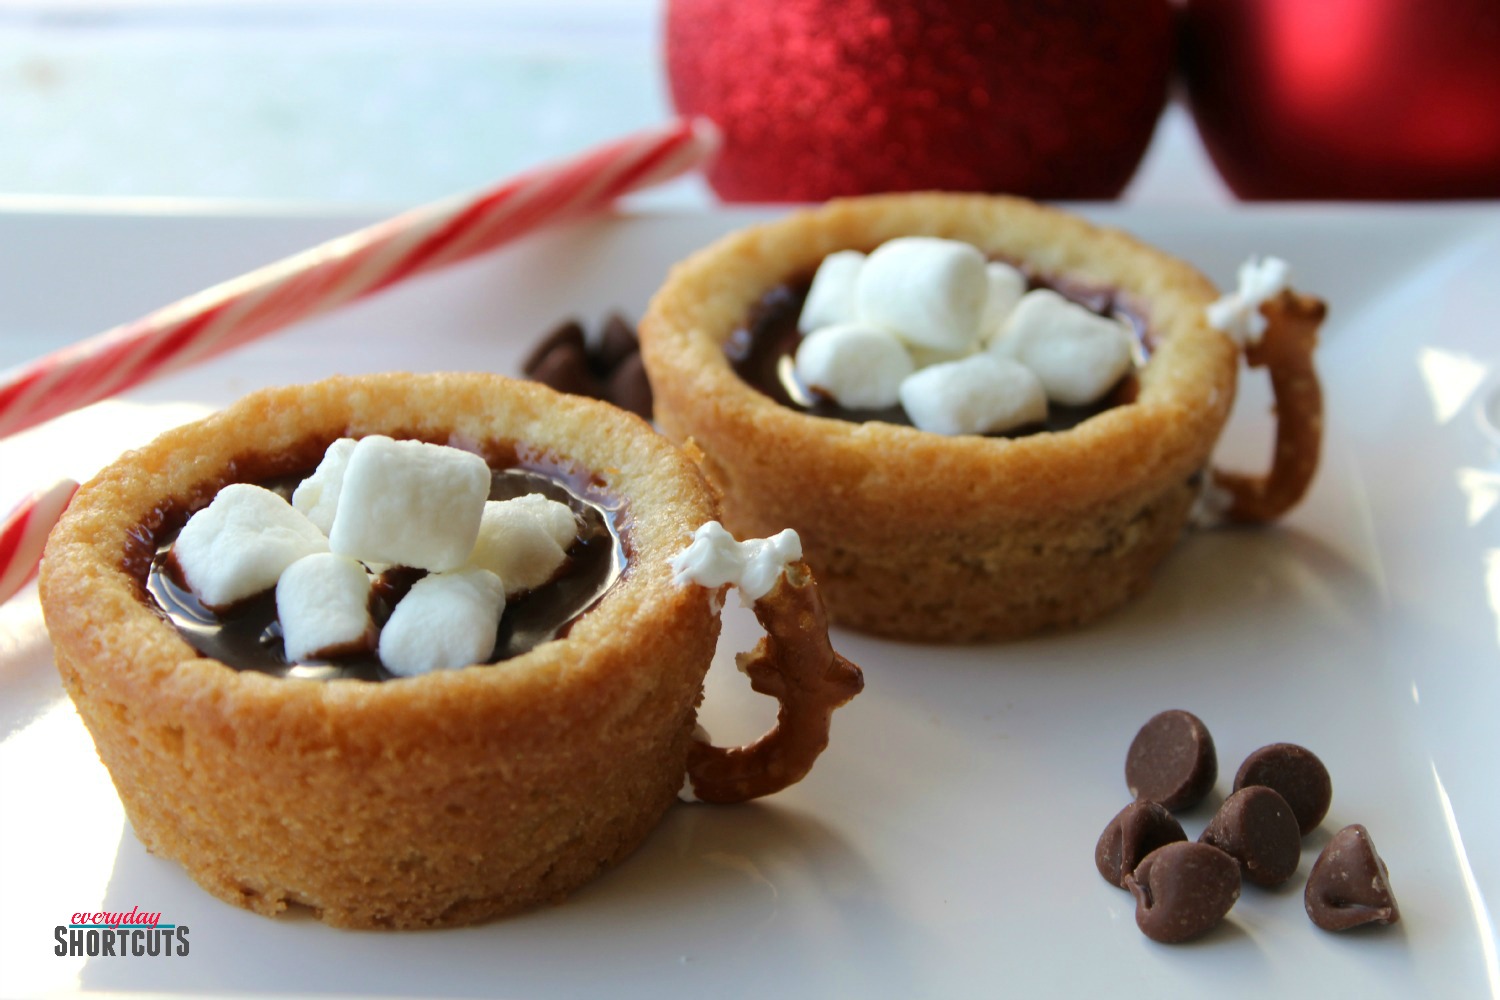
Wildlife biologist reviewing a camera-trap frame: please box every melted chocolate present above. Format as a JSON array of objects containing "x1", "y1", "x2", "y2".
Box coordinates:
[
  {"x1": 147, "y1": 465, "x2": 624, "y2": 682},
  {"x1": 726, "y1": 268, "x2": 1150, "y2": 436}
]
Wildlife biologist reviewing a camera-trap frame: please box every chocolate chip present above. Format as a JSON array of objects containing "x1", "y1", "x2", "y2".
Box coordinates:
[
  {"x1": 1096, "y1": 801, "x2": 1187, "y2": 888},
  {"x1": 521, "y1": 315, "x2": 654, "y2": 418},
  {"x1": 1234, "y1": 743, "x2": 1332, "y2": 835},
  {"x1": 595, "y1": 312, "x2": 641, "y2": 374},
  {"x1": 1124, "y1": 841, "x2": 1241, "y2": 944},
  {"x1": 604, "y1": 350, "x2": 654, "y2": 420},
  {"x1": 1200, "y1": 786, "x2": 1301, "y2": 887},
  {"x1": 526, "y1": 342, "x2": 605, "y2": 400},
  {"x1": 521, "y1": 319, "x2": 587, "y2": 376},
  {"x1": 1305, "y1": 824, "x2": 1399, "y2": 931},
  {"x1": 1125, "y1": 710, "x2": 1217, "y2": 811}
]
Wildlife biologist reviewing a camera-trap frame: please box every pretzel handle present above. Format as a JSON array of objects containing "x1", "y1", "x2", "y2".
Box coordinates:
[
  {"x1": 1211, "y1": 290, "x2": 1326, "y2": 524},
  {"x1": 685, "y1": 562, "x2": 864, "y2": 804}
]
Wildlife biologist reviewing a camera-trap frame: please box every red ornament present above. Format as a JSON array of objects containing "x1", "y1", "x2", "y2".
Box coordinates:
[
  {"x1": 666, "y1": 0, "x2": 1176, "y2": 202},
  {"x1": 1181, "y1": 0, "x2": 1500, "y2": 199}
]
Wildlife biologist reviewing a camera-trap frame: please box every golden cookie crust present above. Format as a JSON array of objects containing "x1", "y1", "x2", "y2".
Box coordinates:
[
  {"x1": 40, "y1": 373, "x2": 720, "y2": 928},
  {"x1": 640, "y1": 194, "x2": 1239, "y2": 641}
]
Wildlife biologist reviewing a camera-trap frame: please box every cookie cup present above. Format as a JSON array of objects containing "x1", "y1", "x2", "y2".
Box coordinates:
[
  {"x1": 40, "y1": 373, "x2": 720, "y2": 928},
  {"x1": 640, "y1": 193, "x2": 1239, "y2": 641}
]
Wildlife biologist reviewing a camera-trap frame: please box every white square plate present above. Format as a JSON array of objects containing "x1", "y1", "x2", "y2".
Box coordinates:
[{"x1": 2, "y1": 201, "x2": 1498, "y2": 998}]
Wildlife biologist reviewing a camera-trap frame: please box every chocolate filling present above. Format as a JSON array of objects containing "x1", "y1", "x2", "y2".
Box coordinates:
[
  {"x1": 725, "y1": 266, "x2": 1150, "y2": 435},
  {"x1": 143, "y1": 454, "x2": 625, "y2": 683}
]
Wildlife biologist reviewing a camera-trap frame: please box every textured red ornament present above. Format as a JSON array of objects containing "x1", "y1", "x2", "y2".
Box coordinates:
[
  {"x1": 666, "y1": 0, "x2": 1176, "y2": 202},
  {"x1": 1182, "y1": 0, "x2": 1500, "y2": 199}
]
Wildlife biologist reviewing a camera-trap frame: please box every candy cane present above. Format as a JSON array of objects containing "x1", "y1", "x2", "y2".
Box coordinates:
[
  {"x1": 0, "y1": 480, "x2": 78, "y2": 603},
  {"x1": 0, "y1": 118, "x2": 717, "y2": 604}
]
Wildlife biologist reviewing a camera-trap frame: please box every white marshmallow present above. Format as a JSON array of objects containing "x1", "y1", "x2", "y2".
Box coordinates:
[
  {"x1": 468, "y1": 494, "x2": 579, "y2": 596},
  {"x1": 328, "y1": 435, "x2": 490, "y2": 572},
  {"x1": 291, "y1": 437, "x2": 356, "y2": 534},
  {"x1": 990, "y1": 289, "x2": 1135, "y2": 406},
  {"x1": 854, "y1": 237, "x2": 988, "y2": 353},
  {"x1": 898, "y1": 355, "x2": 1047, "y2": 436},
  {"x1": 275, "y1": 553, "x2": 374, "y2": 662},
  {"x1": 173, "y1": 483, "x2": 329, "y2": 609},
  {"x1": 794, "y1": 323, "x2": 914, "y2": 409},
  {"x1": 669, "y1": 521, "x2": 803, "y2": 602},
  {"x1": 978, "y1": 262, "x2": 1028, "y2": 341},
  {"x1": 1207, "y1": 255, "x2": 1291, "y2": 345},
  {"x1": 378, "y1": 568, "x2": 505, "y2": 676},
  {"x1": 904, "y1": 345, "x2": 968, "y2": 369},
  {"x1": 798, "y1": 250, "x2": 865, "y2": 332},
  {"x1": 515, "y1": 492, "x2": 579, "y2": 550}
]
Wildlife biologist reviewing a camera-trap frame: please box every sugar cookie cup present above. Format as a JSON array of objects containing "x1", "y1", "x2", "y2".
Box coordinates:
[
  {"x1": 640, "y1": 193, "x2": 1303, "y2": 641},
  {"x1": 40, "y1": 373, "x2": 856, "y2": 929}
]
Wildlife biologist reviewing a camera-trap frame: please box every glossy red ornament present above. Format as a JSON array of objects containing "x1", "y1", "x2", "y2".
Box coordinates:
[
  {"x1": 1181, "y1": 0, "x2": 1500, "y2": 199},
  {"x1": 665, "y1": 0, "x2": 1176, "y2": 202}
]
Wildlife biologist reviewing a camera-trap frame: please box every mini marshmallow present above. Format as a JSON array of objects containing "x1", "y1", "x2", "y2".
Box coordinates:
[
  {"x1": 669, "y1": 521, "x2": 803, "y2": 602},
  {"x1": 328, "y1": 435, "x2": 490, "y2": 572},
  {"x1": 1207, "y1": 256, "x2": 1291, "y2": 345},
  {"x1": 854, "y1": 237, "x2": 988, "y2": 353},
  {"x1": 291, "y1": 437, "x2": 356, "y2": 534},
  {"x1": 798, "y1": 250, "x2": 865, "y2": 332},
  {"x1": 978, "y1": 262, "x2": 1029, "y2": 341},
  {"x1": 515, "y1": 493, "x2": 579, "y2": 550},
  {"x1": 898, "y1": 355, "x2": 1047, "y2": 436},
  {"x1": 172, "y1": 483, "x2": 329, "y2": 609},
  {"x1": 378, "y1": 568, "x2": 505, "y2": 676},
  {"x1": 794, "y1": 323, "x2": 914, "y2": 409},
  {"x1": 275, "y1": 553, "x2": 374, "y2": 662},
  {"x1": 990, "y1": 289, "x2": 1135, "y2": 406},
  {"x1": 467, "y1": 493, "x2": 580, "y2": 596}
]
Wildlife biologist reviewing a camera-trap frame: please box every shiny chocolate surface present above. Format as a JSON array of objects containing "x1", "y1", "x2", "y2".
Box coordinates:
[
  {"x1": 726, "y1": 270, "x2": 1149, "y2": 435},
  {"x1": 147, "y1": 465, "x2": 624, "y2": 682}
]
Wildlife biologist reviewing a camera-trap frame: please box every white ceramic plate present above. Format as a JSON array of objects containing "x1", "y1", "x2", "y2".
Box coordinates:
[{"x1": 2, "y1": 202, "x2": 1498, "y2": 999}]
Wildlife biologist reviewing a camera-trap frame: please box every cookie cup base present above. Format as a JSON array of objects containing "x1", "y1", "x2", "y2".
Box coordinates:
[
  {"x1": 41, "y1": 374, "x2": 720, "y2": 928},
  {"x1": 642, "y1": 194, "x2": 1238, "y2": 641}
]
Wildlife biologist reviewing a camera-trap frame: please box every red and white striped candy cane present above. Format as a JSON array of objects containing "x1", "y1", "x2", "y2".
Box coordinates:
[
  {"x1": 0, "y1": 117, "x2": 718, "y2": 604},
  {"x1": 0, "y1": 480, "x2": 78, "y2": 604},
  {"x1": 0, "y1": 117, "x2": 715, "y2": 438}
]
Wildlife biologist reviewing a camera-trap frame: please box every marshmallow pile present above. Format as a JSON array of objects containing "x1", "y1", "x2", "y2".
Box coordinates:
[
  {"x1": 793, "y1": 237, "x2": 1137, "y2": 435},
  {"x1": 1206, "y1": 256, "x2": 1291, "y2": 345},
  {"x1": 668, "y1": 521, "x2": 802, "y2": 603},
  {"x1": 170, "y1": 435, "x2": 580, "y2": 676}
]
